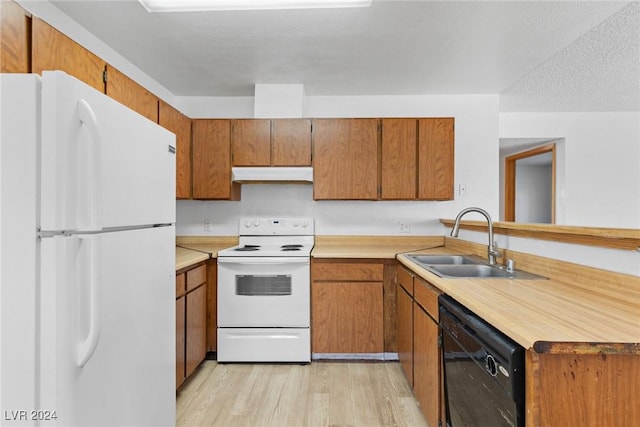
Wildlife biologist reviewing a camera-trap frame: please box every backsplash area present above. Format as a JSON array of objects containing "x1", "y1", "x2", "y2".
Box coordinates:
[{"x1": 176, "y1": 184, "x2": 462, "y2": 236}]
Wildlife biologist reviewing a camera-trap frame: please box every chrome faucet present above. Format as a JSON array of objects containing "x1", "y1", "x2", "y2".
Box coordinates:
[{"x1": 450, "y1": 207, "x2": 501, "y2": 265}]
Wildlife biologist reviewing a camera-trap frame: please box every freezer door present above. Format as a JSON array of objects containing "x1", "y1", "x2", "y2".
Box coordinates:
[
  {"x1": 38, "y1": 226, "x2": 175, "y2": 426},
  {"x1": 39, "y1": 71, "x2": 175, "y2": 232}
]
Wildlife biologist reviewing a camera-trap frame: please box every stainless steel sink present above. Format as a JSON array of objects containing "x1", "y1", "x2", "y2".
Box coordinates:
[
  {"x1": 406, "y1": 254, "x2": 481, "y2": 266},
  {"x1": 404, "y1": 253, "x2": 546, "y2": 279},
  {"x1": 427, "y1": 264, "x2": 546, "y2": 280}
]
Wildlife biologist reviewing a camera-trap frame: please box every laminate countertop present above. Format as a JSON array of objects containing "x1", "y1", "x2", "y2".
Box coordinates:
[
  {"x1": 397, "y1": 247, "x2": 640, "y2": 352},
  {"x1": 175, "y1": 247, "x2": 209, "y2": 271},
  {"x1": 175, "y1": 236, "x2": 238, "y2": 270},
  {"x1": 311, "y1": 236, "x2": 444, "y2": 259}
]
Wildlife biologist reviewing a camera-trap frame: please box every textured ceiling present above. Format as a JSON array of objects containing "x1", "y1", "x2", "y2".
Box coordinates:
[{"x1": 48, "y1": 0, "x2": 639, "y2": 112}]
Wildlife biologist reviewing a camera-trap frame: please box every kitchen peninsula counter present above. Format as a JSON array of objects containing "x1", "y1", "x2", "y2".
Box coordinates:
[{"x1": 396, "y1": 244, "x2": 640, "y2": 351}]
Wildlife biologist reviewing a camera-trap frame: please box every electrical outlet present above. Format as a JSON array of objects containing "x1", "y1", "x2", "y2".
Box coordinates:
[
  {"x1": 204, "y1": 219, "x2": 212, "y2": 232},
  {"x1": 399, "y1": 222, "x2": 410, "y2": 233}
]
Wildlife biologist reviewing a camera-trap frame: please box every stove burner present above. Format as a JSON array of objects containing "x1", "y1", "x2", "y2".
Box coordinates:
[
  {"x1": 281, "y1": 244, "x2": 304, "y2": 249},
  {"x1": 234, "y1": 245, "x2": 261, "y2": 252}
]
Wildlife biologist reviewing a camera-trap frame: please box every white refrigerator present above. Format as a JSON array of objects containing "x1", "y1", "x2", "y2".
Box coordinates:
[{"x1": 0, "y1": 71, "x2": 176, "y2": 426}]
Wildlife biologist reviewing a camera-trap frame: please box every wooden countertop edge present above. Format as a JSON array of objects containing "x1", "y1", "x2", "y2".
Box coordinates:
[
  {"x1": 440, "y1": 219, "x2": 640, "y2": 251},
  {"x1": 532, "y1": 341, "x2": 640, "y2": 355}
]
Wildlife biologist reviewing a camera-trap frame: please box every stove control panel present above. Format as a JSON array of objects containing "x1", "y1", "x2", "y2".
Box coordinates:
[{"x1": 239, "y1": 217, "x2": 314, "y2": 236}]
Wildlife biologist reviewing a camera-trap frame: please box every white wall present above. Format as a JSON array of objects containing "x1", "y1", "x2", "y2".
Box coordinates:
[
  {"x1": 448, "y1": 228, "x2": 640, "y2": 277},
  {"x1": 176, "y1": 94, "x2": 500, "y2": 236},
  {"x1": 515, "y1": 164, "x2": 553, "y2": 223},
  {"x1": 500, "y1": 112, "x2": 640, "y2": 228}
]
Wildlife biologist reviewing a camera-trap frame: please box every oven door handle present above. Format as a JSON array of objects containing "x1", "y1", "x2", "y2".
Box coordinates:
[{"x1": 217, "y1": 257, "x2": 310, "y2": 265}]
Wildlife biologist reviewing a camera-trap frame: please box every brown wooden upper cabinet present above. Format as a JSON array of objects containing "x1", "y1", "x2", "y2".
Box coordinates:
[
  {"x1": 313, "y1": 118, "x2": 379, "y2": 200},
  {"x1": 32, "y1": 18, "x2": 106, "y2": 92},
  {"x1": 159, "y1": 101, "x2": 191, "y2": 199},
  {"x1": 192, "y1": 119, "x2": 240, "y2": 200},
  {"x1": 418, "y1": 118, "x2": 455, "y2": 200},
  {"x1": 1, "y1": 1, "x2": 30, "y2": 73},
  {"x1": 231, "y1": 119, "x2": 311, "y2": 167},
  {"x1": 381, "y1": 118, "x2": 417, "y2": 199},
  {"x1": 104, "y1": 65, "x2": 159, "y2": 123},
  {"x1": 381, "y1": 117, "x2": 454, "y2": 200}
]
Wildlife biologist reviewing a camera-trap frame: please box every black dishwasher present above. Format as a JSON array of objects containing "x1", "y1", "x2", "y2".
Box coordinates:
[{"x1": 439, "y1": 295, "x2": 525, "y2": 427}]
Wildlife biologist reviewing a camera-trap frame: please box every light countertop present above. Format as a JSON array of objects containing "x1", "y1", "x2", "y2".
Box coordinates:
[
  {"x1": 397, "y1": 248, "x2": 640, "y2": 351},
  {"x1": 311, "y1": 235, "x2": 444, "y2": 259}
]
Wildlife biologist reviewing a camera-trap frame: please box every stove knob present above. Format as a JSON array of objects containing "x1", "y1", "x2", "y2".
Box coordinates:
[
  {"x1": 301, "y1": 220, "x2": 309, "y2": 228},
  {"x1": 253, "y1": 219, "x2": 261, "y2": 227},
  {"x1": 244, "y1": 220, "x2": 252, "y2": 228},
  {"x1": 293, "y1": 219, "x2": 300, "y2": 227}
]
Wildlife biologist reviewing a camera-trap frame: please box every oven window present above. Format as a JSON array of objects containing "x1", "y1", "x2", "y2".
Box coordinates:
[{"x1": 236, "y1": 275, "x2": 292, "y2": 296}]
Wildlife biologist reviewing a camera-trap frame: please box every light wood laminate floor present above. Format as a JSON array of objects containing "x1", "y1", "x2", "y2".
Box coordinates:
[{"x1": 176, "y1": 360, "x2": 429, "y2": 427}]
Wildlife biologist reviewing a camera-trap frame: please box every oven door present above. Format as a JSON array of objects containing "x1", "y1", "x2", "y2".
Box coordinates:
[{"x1": 217, "y1": 257, "x2": 310, "y2": 327}]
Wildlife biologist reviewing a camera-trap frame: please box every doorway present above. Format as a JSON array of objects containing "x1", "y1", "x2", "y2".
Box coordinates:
[{"x1": 504, "y1": 143, "x2": 555, "y2": 223}]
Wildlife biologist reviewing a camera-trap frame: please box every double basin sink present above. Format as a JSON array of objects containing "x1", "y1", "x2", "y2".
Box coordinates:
[{"x1": 405, "y1": 254, "x2": 546, "y2": 280}]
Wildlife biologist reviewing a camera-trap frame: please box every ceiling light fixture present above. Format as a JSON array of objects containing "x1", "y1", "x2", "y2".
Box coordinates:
[{"x1": 138, "y1": 0, "x2": 372, "y2": 12}]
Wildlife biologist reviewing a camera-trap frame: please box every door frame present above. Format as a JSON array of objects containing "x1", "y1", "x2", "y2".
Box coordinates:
[{"x1": 504, "y1": 143, "x2": 556, "y2": 223}]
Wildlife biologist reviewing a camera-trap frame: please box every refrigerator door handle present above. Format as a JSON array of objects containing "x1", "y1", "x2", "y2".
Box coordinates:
[
  {"x1": 77, "y1": 99, "x2": 102, "y2": 232},
  {"x1": 77, "y1": 234, "x2": 101, "y2": 367}
]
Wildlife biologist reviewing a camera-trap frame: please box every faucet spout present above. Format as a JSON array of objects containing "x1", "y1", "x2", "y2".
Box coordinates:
[{"x1": 450, "y1": 207, "x2": 500, "y2": 265}]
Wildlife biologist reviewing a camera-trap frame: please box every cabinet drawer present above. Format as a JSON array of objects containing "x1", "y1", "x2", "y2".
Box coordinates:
[
  {"x1": 312, "y1": 262, "x2": 384, "y2": 282},
  {"x1": 414, "y1": 277, "x2": 440, "y2": 321},
  {"x1": 186, "y1": 264, "x2": 206, "y2": 292},
  {"x1": 176, "y1": 273, "x2": 186, "y2": 298},
  {"x1": 397, "y1": 266, "x2": 414, "y2": 296}
]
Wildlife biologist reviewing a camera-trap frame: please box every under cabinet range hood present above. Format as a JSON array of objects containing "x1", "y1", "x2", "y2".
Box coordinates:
[{"x1": 231, "y1": 167, "x2": 313, "y2": 183}]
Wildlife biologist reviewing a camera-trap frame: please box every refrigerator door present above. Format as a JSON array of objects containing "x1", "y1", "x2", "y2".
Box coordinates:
[
  {"x1": 39, "y1": 71, "x2": 175, "y2": 233},
  {"x1": 39, "y1": 226, "x2": 176, "y2": 426}
]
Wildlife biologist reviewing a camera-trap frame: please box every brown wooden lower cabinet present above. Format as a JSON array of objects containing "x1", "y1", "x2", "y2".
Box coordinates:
[
  {"x1": 396, "y1": 270, "x2": 414, "y2": 387},
  {"x1": 176, "y1": 263, "x2": 207, "y2": 389},
  {"x1": 311, "y1": 260, "x2": 384, "y2": 353},
  {"x1": 206, "y1": 259, "x2": 217, "y2": 352},
  {"x1": 396, "y1": 266, "x2": 444, "y2": 427},
  {"x1": 185, "y1": 283, "x2": 207, "y2": 377},
  {"x1": 413, "y1": 302, "x2": 440, "y2": 427},
  {"x1": 525, "y1": 346, "x2": 640, "y2": 427}
]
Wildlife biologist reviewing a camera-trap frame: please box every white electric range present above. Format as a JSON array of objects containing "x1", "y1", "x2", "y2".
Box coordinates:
[{"x1": 217, "y1": 217, "x2": 314, "y2": 363}]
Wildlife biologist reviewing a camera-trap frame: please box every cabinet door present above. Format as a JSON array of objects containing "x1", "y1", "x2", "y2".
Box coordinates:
[
  {"x1": 312, "y1": 281, "x2": 383, "y2": 353},
  {"x1": 105, "y1": 65, "x2": 158, "y2": 123},
  {"x1": 272, "y1": 119, "x2": 312, "y2": 166},
  {"x1": 176, "y1": 296, "x2": 185, "y2": 389},
  {"x1": 192, "y1": 119, "x2": 240, "y2": 200},
  {"x1": 185, "y1": 284, "x2": 207, "y2": 378},
  {"x1": 413, "y1": 303, "x2": 440, "y2": 427},
  {"x1": 418, "y1": 118, "x2": 454, "y2": 200},
  {"x1": 32, "y1": 18, "x2": 106, "y2": 92},
  {"x1": 381, "y1": 118, "x2": 417, "y2": 199},
  {"x1": 159, "y1": 101, "x2": 191, "y2": 199},
  {"x1": 397, "y1": 284, "x2": 414, "y2": 387},
  {"x1": 1, "y1": 1, "x2": 30, "y2": 73},
  {"x1": 313, "y1": 118, "x2": 379, "y2": 200},
  {"x1": 231, "y1": 119, "x2": 271, "y2": 166}
]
